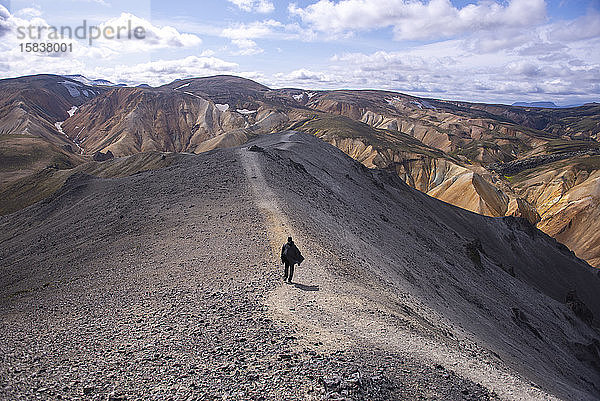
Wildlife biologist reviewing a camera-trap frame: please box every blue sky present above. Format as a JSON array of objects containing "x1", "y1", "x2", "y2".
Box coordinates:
[{"x1": 1, "y1": 0, "x2": 599, "y2": 105}]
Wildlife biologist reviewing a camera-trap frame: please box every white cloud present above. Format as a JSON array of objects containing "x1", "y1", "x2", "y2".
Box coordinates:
[
  {"x1": 268, "y1": 32, "x2": 600, "y2": 105},
  {"x1": 231, "y1": 38, "x2": 264, "y2": 55},
  {"x1": 1, "y1": 7, "x2": 202, "y2": 54},
  {"x1": 289, "y1": 0, "x2": 547, "y2": 41},
  {"x1": 548, "y1": 12, "x2": 600, "y2": 42},
  {"x1": 93, "y1": 55, "x2": 239, "y2": 86},
  {"x1": 14, "y1": 7, "x2": 42, "y2": 18},
  {"x1": 506, "y1": 60, "x2": 542, "y2": 77},
  {"x1": 93, "y1": 13, "x2": 202, "y2": 51},
  {"x1": 0, "y1": 5, "x2": 85, "y2": 70},
  {"x1": 220, "y1": 19, "x2": 312, "y2": 55},
  {"x1": 227, "y1": 0, "x2": 275, "y2": 13},
  {"x1": 274, "y1": 68, "x2": 336, "y2": 85},
  {"x1": 0, "y1": 6, "x2": 216, "y2": 85},
  {"x1": 221, "y1": 19, "x2": 284, "y2": 40}
]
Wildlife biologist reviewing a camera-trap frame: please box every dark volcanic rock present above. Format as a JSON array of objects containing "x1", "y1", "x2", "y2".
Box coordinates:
[
  {"x1": 566, "y1": 290, "x2": 594, "y2": 325},
  {"x1": 488, "y1": 150, "x2": 600, "y2": 176},
  {"x1": 570, "y1": 340, "x2": 600, "y2": 373},
  {"x1": 93, "y1": 150, "x2": 114, "y2": 162},
  {"x1": 465, "y1": 238, "x2": 483, "y2": 268}
]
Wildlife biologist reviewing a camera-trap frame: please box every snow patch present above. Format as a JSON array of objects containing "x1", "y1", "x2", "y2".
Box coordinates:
[
  {"x1": 386, "y1": 96, "x2": 403, "y2": 105},
  {"x1": 175, "y1": 82, "x2": 191, "y2": 90},
  {"x1": 74, "y1": 127, "x2": 86, "y2": 154},
  {"x1": 307, "y1": 92, "x2": 317, "y2": 99},
  {"x1": 54, "y1": 120, "x2": 83, "y2": 154},
  {"x1": 64, "y1": 75, "x2": 115, "y2": 86},
  {"x1": 293, "y1": 93, "x2": 304, "y2": 102},
  {"x1": 64, "y1": 75, "x2": 93, "y2": 86},
  {"x1": 408, "y1": 99, "x2": 436, "y2": 110},
  {"x1": 67, "y1": 106, "x2": 78, "y2": 117},
  {"x1": 183, "y1": 91, "x2": 203, "y2": 99},
  {"x1": 236, "y1": 109, "x2": 258, "y2": 115},
  {"x1": 215, "y1": 103, "x2": 230, "y2": 112},
  {"x1": 59, "y1": 81, "x2": 81, "y2": 97}
]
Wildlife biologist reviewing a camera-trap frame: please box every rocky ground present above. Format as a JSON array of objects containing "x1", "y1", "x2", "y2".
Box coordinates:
[
  {"x1": 238, "y1": 133, "x2": 600, "y2": 400},
  {"x1": 0, "y1": 138, "x2": 502, "y2": 400}
]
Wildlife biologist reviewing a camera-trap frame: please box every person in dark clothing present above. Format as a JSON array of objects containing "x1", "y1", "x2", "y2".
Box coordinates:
[{"x1": 281, "y1": 236, "x2": 303, "y2": 283}]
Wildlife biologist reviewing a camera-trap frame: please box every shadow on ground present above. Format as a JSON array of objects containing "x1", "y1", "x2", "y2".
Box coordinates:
[{"x1": 293, "y1": 283, "x2": 319, "y2": 291}]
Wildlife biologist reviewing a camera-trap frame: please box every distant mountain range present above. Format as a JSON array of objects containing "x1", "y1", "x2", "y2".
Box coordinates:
[
  {"x1": 1, "y1": 73, "x2": 599, "y2": 270},
  {"x1": 62, "y1": 75, "x2": 596, "y2": 109},
  {"x1": 511, "y1": 101, "x2": 592, "y2": 108}
]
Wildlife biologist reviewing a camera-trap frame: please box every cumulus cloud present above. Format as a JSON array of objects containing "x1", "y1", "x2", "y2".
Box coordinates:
[
  {"x1": 284, "y1": 68, "x2": 333, "y2": 82},
  {"x1": 0, "y1": 5, "x2": 13, "y2": 37},
  {"x1": 231, "y1": 38, "x2": 264, "y2": 55},
  {"x1": 220, "y1": 19, "x2": 312, "y2": 54},
  {"x1": 0, "y1": 6, "x2": 216, "y2": 85},
  {"x1": 95, "y1": 56, "x2": 239, "y2": 86},
  {"x1": 227, "y1": 0, "x2": 275, "y2": 13},
  {"x1": 289, "y1": 0, "x2": 547, "y2": 41},
  {"x1": 548, "y1": 12, "x2": 600, "y2": 42},
  {"x1": 0, "y1": 5, "x2": 85, "y2": 67},
  {"x1": 221, "y1": 19, "x2": 285, "y2": 40},
  {"x1": 506, "y1": 60, "x2": 542, "y2": 77},
  {"x1": 1, "y1": 7, "x2": 202, "y2": 55},
  {"x1": 14, "y1": 7, "x2": 42, "y2": 18},
  {"x1": 269, "y1": 35, "x2": 600, "y2": 105},
  {"x1": 94, "y1": 13, "x2": 202, "y2": 51}
]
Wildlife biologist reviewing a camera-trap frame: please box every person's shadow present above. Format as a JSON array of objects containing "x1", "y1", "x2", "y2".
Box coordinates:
[{"x1": 293, "y1": 282, "x2": 319, "y2": 291}]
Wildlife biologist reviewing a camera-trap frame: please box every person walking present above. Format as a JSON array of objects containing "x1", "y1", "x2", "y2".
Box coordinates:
[{"x1": 281, "y1": 236, "x2": 303, "y2": 284}]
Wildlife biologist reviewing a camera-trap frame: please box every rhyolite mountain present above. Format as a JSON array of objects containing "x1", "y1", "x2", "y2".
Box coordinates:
[
  {"x1": 0, "y1": 75, "x2": 103, "y2": 187},
  {"x1": 1, "y1": 74, "x2": 599, "y2": 268}
]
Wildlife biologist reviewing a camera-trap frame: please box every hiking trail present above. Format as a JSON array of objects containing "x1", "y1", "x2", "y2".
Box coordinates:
[{"x1": 237, "y1": 134, "x2": 559, "y2": 401}]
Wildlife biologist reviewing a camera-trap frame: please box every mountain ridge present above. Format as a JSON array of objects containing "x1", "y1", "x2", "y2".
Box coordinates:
[
  {"x1": 1, "y1": 131, "x2": 599, "y2": 399},
  {"x1": 1, "y1": 73, "x2": 599, "y2": 269}
]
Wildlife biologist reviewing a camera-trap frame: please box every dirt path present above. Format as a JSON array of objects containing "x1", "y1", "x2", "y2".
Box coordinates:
[
  {"x1": 237, "y1": 137, "x2": 560, "y2": 401},
  {"x1": 238, "y1": 143, "x2": 352, "y2": 350}
]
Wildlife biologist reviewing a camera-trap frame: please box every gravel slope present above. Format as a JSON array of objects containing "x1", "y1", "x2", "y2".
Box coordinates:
[
  {"x1": 241, "y1": 132, "x2": 600, "y2": 400},
  {"x1": 1, "y1": 131, "x2": 599, "y2": 400}
]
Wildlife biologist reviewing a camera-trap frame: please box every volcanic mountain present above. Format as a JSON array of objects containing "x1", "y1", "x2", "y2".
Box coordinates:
[
  {"x1": 1, "y1": 132, "x2": 599, "y2": 400},
  {"x1": 0, "y1": 75, "x2": 103, "y2": 187},
  {"x1": 1, "y1": 74, "x2": 599, "y2": 269}
]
